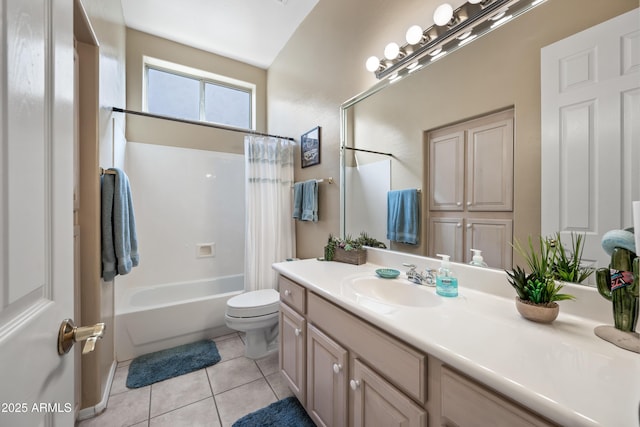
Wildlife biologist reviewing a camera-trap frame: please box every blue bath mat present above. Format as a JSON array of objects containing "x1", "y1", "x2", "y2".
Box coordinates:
[
  {"x1": 232, "y1": 396, "x2": 315, "y2": 427},
  {"x1": 126, "y1": 340, "x2": 221, "y2": 389}
]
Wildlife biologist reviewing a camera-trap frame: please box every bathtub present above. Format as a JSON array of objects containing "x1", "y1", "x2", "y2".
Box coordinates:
[{"x1": 115, "y1": 275, "x2": 244, "y2": 361}]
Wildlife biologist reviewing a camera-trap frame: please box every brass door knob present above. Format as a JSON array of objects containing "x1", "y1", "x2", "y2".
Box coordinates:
[{"x1": 58, "y1": 319, "x2": 105, "y2": 355}]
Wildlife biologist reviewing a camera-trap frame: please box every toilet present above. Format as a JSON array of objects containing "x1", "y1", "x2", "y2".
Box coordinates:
[{"x1": 225, "y1": 289, "x2": 280, "y2": 359}]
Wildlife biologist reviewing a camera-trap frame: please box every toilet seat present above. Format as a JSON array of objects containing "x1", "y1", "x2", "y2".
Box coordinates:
[{"x1": 226, "y1": 289, "x2": 280, "y2": 318}]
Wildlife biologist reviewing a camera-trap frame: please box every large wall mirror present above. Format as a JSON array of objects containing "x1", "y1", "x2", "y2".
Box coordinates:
[{"x1": 340, "y1": 0, "x2": 639, "y2": 276}]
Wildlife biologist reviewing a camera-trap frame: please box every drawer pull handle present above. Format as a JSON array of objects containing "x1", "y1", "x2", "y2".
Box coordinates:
[
  {"x1": 349, "y1": 379, "x2": 360, "y2": 391},
  {"x1": 332, "y1": 363, "x2": 342, "y2": 374},
  {"x1": 294, "y1": 328, "x2": 301, "y2": 337},
  {"x1": 284, "y1": 289, "x2": 292, "y2": 296}
]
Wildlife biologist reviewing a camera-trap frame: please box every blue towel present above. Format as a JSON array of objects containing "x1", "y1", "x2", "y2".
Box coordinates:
[
  {"x1": 387, "y1": 189, "x2": 419, "y2": 244},
  {"x1": 102, "y1": 168, "x2": 139, "y2": 281},
  {"x1": 301, "y1": 180, "x2": 318, "y2": 222},
  {"x1": 292, "y1": 182, "x2": 304, "y2": 219}
]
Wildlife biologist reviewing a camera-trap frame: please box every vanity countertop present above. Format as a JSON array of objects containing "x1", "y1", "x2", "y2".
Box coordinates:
[{"x1": 272, "y1": 256, "x2": 640, "y2": 427}]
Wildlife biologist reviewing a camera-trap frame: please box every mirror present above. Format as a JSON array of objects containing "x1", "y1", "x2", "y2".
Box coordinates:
[{"x1": 340, "y1": 1, "x2": 636, "y2": 273}]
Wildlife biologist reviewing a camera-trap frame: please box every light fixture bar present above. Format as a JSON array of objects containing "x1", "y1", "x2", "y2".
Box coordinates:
[{"x1": 374, "y1": 0, "x2": 536, "y2": 80}]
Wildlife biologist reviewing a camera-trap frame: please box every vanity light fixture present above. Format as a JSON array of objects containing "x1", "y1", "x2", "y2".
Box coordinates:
[
  {"x1": 384, "y1": 42, "x2": 402, "y2": 60},
  {"x1": 364, "y1": 0, "x2": 547, "y2": 80},
  {"x1": 433, "y1": 3, "x2": 454, "y2": 26},
  {"x1": 491, "y1": 14, "x2": 513, "y2": 28}
]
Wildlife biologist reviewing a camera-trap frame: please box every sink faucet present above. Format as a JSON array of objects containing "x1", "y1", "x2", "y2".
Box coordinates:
[{"x1": 402, "y1": 263, "x2": 436, "y2": 287}]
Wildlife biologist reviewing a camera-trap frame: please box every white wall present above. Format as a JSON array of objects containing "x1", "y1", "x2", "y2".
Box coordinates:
[
  {"x1": 345, "y1": 158, "x2": 390, "y2": 246},
  {"x1": 117, "y1": 142, "x2": 245, "y2": 293}
]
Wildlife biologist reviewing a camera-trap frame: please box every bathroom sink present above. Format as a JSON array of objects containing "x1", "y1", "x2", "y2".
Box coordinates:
[{"x1": 340, "y1": 275, "x2": 442, "y2": 309}]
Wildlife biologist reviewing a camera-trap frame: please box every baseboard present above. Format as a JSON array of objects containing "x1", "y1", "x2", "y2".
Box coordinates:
[{"x1": 76, "y1": 359, "x2": 117, "y2": 422}]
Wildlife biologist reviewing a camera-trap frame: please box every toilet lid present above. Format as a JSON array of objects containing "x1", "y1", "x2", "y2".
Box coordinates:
[{"x1": 227, "y1": 289, "x2": 280, "y2": 318}]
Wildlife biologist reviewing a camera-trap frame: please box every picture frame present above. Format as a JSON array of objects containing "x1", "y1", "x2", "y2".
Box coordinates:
[{"x1": 301, "y1": 126, "x2": 321, "y2": 168}]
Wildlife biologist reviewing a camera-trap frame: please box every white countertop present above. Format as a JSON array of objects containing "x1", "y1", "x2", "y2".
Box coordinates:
[{"x1": 273, "y1": 253, "x2": 640, "y2": 427}]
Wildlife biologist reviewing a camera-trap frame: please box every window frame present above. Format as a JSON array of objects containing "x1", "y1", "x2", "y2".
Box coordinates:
[{"x1": 142, "y1": 56, "x2": 256, "y2": 130}]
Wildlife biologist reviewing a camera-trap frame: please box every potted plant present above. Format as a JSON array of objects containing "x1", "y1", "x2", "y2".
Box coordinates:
[
  {"x1": 324, "y1": 232, "x2": 386, "y2": 265},
  {"x1": 506, "y1": 235, "x2": 575, "y2": 323},
  {"x1": 549, "y1": 232, "x2": 594, "y2": 284}
]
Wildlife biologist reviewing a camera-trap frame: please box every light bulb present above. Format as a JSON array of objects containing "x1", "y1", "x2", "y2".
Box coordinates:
[
  {"x1": 433, "y1": 3, "x2": 454, "y2": 26},
  {"x1": 468, "y1": 0, "x2": 482, "y2": 4},
  {"x1": 384, "y1": 42, "x2": 400, "y2": 60},
  {"x1": 405, "y1": 25, "x2": 424, "y2": 45},
  {"x1": 365, "y1": 56, "x2": 380, "y2": 72}
]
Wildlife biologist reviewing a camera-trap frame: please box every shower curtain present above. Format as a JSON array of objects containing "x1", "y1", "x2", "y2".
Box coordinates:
[{"x1": 244, "y1": 135, "x2": 296, "y2": 291}]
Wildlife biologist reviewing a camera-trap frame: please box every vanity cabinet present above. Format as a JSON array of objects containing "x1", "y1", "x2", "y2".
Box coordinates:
[
  {"x1": 279, "y1": 302, "x2": 306, "y2": 404},
  {"x1": 278, "y1": 274, "x2": 557, "y2": 427},
  {"x1": 351, "y1": 358, "x2": 426, "y2": 427},
  {"x1": 279, "y1": 276, "x2": 308, "y2": 404},
  {"x1": 440, "y1": 367, "x2": 555, "y2": 427},
  {"x1": 427, "y1": 109, "x2": 514, "y2": 269},
  {"x1": 306, "y1": 324, "x2": 348, "y2": 427}
]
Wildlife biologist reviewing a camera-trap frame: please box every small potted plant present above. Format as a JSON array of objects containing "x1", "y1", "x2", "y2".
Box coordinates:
[
  {"x1": 324, "y1": 232, "x2": 386, "y2": 265},
  {"x1": 506, "y1": 235, "x2": 575, "y2": 323}
]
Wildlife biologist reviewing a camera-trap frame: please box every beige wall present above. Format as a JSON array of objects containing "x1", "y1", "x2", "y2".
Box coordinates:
[
  {"x1": 267, "y1": 0, "x2": 637, "y2": 259},
  {"x1": 78, "y1": 0, "x2": 126, "y2": 411},
  {"x1": 125, "y1": 28, "x2": 267, "y2": 154}
]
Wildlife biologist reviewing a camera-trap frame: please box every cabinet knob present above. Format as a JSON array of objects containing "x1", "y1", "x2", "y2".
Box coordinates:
[
  {"x1": 294, "y1": 328, "x2": 301, "y2": 337},
  {"x1": 456, "y1": 202, "x2": 462, "y2": 207},
  {"x1": 456, "y1": 223, "x2": 462, "y2": 228},
  {"x1": 349, "y1": 379, "x2": 360, "y2": 391},
  {"x1": 466, "y1": 223, "x2": 472, "y2": 229},
  {"x1": 467, "y1": 201, "x2": 472, "y2": 206},
  {"x1": 284, "y1": 289, "x2": 291, "y2": 296},
  {"x1": 333, "y1": 363, "x2": 342, "y2": 374}
]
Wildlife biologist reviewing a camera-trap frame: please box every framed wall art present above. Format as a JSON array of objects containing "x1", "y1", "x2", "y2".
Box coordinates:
[{"x1": 301, "y1": 126, "x2": 321, "y2": 168}]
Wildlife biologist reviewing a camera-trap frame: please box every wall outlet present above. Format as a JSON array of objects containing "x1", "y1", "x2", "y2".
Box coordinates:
[{"x1": 196, "y1": 242, "x2": 215, "y2": 258}]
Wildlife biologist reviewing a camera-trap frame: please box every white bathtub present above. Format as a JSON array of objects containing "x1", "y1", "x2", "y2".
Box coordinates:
[{"x1": 115, "y1": 275, "x2": 244, "y2": 361}]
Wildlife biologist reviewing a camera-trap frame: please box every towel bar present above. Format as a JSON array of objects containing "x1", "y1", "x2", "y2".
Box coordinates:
[
  {"x1": 291, "y1": 177, "x2": 333, "y2": 188},
  {"x1": 100, "y1": 167, "x2": 116, "y2": 175}
]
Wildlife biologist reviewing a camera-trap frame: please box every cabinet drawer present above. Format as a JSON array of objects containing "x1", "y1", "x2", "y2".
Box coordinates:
[
  {"x1": 441, "y1": 367, "x2": 557, "y2": 427},
  {"x1": 308, "y1": 292, "x2": 426, "y2": 403},
  {"x1": 279, "y1": 275, "x2": 306, "y2": 314}
]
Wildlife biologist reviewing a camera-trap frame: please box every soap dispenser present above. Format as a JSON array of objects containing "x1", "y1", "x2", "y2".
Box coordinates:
[
  {"x1": 436, "y1": 254, "x2": 458, "y2": 297},
  {"x1": 469, "y1": 249, "x2": 488, "y2": 267}
]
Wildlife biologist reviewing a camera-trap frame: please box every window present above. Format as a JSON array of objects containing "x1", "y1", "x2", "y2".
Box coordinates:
[{"x1": 144, "y1": 57, "x2": 255, "y2": 129}]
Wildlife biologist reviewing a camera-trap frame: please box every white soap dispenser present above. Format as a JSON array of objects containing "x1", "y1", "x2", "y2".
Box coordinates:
[
  {"x1": 469, "y1": 249, "x2": 488, "y2": 267},
  {"x1": 436, "y1": 254, "x2": 458, "y2": 297}
]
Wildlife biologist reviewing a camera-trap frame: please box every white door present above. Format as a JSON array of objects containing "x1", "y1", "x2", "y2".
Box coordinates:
[
  {"x1": 0, "y1": 0, "x2": 75, "y2": 426},
  {"x1": 541, "y1": 9, "x2": 640, "y2": 270}
]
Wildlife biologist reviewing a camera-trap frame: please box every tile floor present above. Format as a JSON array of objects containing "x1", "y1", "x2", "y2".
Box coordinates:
[{"x1": 77, "y1": 333, "x2": 292, "y2": 427}]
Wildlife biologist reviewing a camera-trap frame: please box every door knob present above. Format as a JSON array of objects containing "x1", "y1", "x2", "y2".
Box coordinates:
[{"x1": 58, "y1": 319, "x2": 105, "y2": 355}]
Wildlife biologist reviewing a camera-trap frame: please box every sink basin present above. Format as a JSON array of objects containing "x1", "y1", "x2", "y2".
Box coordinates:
[{"x1": 340, "y1": 275, "x2": 442, "y2": 310}]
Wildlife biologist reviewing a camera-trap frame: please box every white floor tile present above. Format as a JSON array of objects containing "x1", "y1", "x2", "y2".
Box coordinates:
[{"x1": 150, "y1": 370, "x2": 212, "y2": 418}]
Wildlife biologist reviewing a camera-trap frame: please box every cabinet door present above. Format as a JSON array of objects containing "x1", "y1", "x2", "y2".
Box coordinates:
[
  {"x1": 465, "y1": 218, "x2": 513, "y2": 269},
  {"x1": 441, "y1": 367, "x2": 556, "y2": 427},
  {"x1": 307, "y1": 324, "x2": 348, "y2": 427},
  {"x1": 466, "y1": 118, "x2": 514, "y2": 211},
  {"x1": 429, "y1": 131, "x2": 465, "y2": 211},
  {"x1": 429, "y1": 217, "x2": 464, "y2": 262},
  {"x1": 280, "y1": 302, "x2": 306, "y2": 404},
  {"x1": 352, "y1": 359, "x2": 426, "y2": 427}
]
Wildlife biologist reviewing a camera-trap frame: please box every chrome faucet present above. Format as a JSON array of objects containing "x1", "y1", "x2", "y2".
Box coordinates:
[{"x1": 402, "y1": 263, "x2": 436, "y2": 286}]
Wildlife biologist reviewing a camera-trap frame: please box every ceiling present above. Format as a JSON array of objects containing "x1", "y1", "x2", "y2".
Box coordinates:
[{"x1": 120, "y1": 0, "x2": 319, "y2": 69}]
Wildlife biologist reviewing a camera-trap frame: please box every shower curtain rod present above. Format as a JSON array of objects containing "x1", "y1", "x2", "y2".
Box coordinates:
[
  {"x1": 111, "y1": 107, "x2": 296, "y2": 142},
  {"x1": 342, "y1": 146, "x2": 393, "y2": 157}
]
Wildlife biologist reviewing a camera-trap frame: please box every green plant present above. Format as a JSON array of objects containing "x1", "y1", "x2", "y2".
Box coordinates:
[
  {"x1": 550, "y1": 232, "x2": 594, "y2": 284},
  {"x1": 323, "y1": 232, "x2": 387, "y2": 261},
  {"x1": 506, "y1": 235, "x2": 575, "y2": 305}
]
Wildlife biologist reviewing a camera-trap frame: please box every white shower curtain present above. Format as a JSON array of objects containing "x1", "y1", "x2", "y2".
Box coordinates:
[{"x1": 244, "y1": 135, "x2": 296, "y2": 291}]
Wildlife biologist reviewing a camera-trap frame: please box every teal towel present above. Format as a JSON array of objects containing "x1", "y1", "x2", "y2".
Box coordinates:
[
  {"x1": 101, "y1": 168, "x2": 139, "y2": 281},
  {"x1": 387, "y1": 189, "x2": 419, "y2": 244},
  {"x1": 292, "y1": 182, "x2": 304, "y2": 219},
  {"x1": 301, "y1": 180, "x2": 318, "y2": 222}
]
